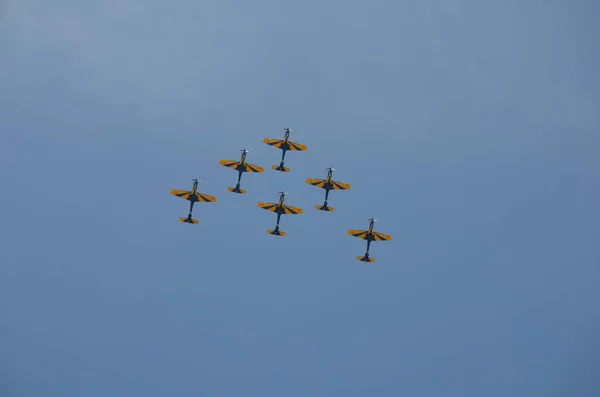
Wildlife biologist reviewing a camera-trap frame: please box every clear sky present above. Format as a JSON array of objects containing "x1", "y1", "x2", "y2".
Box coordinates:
[{"x1": 1, "y1": 1, "x2": 599, "y2": 396}]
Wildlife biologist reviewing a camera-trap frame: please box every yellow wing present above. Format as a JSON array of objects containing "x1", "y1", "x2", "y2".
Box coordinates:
[
  {"x1": 258, "y1": 202, "x2": 279, "y2": 212},
  {"x1": 288, "y1": 140, "x2": 307, "y2": 151},
  {"x1": 170, "y1": 190, "x2": 216, "y2": 202},
  {"x1": 372, "y1": 232, "x2": 392, "y2": 241},
  {"x1": 330, "y1": 180, "x2": 351, "y2": 190},
  {"x1": 348, "y1": 229, "x2": 369, "y2": 240},
  {"x1": 219, "y1": 159, "x2": 239, "y2": 169},
  {"x1": 170, "y1": 189, "x2": 191, "y2": 199},
  {"x1": 263, "y1": 138, "x2": 307, "y2": 151},
  {"x1": 306, "y1": 178, "x2": 328, "y2": 189},
  {"x1": 193, "y1": 192, "x2": 216, "y2": 202},
  {"x1": 282, "y1": 205, "x2": 303, "y2": 214},
  {"x1": 306, "y1": 178, "x2": 351, "y2": 190},
  {"x1": 263, "y1": 138, "x2": 285, "y2": 148},
  {"x1": 242, "y1": 162, "x2": 264, "y2": 173}
]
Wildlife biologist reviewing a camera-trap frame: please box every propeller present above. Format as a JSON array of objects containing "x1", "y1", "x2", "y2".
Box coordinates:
[
  {"x1": 279, "y1": 191, "x2": 287, "y2": 196},
  {"x1": 192, "y1": 178, "x2": 199, "y2": 183},
  {"x1": 326, "y1": 167, "x2": 335, "y2": 172},
  {"x1": 240, "y1": 149, "x2": 250, "y2": 153}
]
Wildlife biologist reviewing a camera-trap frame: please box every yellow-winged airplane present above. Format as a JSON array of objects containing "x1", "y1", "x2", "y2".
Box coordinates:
[
  {"x1": 218, "y1": 149, "x2": 264, "y2": 194},
  {"x1": 257, "y1": 191, "x2": 303, "y2": 236},
  {"x1": 262, "y1": 128, "x2": 307, "y2": 172},
  {"x1": 170, "y1": 179, "x2": 217, "y2": 224},
  {"x1": 305, "y1": 167, "x2": 351, "y2": 212},
  {"x1": 348, "y1": 218, "x2": 392, "y2": 262}
]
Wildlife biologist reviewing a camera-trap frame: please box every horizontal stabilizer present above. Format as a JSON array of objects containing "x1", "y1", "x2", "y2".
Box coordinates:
[
  {"x1": 272, "y1": 164, "x2": 290, "y2": 172},
  {"x1": 315, "y1": 204, "x2": 334, "y2": 212},
  {"x1": 228, "y1": 186, "x2": 247, "y2": 194},
  {"x1": 267, "y1": 229, "x2": 286, "y2": 236},
  {"x1": 179, "y1": 217, "x2": 199, "y2": 224},
  {"x1": 356, "y1": 255, "x2": 375, "y2": 262}
]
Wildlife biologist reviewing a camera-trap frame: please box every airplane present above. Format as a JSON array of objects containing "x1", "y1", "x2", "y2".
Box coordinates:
[
  {"x1": 219, "y1": 149, "x2": 264, "y2": 194},
  {"x1": 262, "y1": 128, "x2": 307, "y2": 172},
  {"x1": 169, "y1": 179, "x2": 217, "y2": 224},
  {"x1": 257, "y1": 191, "x2": 303, "y2": 236},
  {"x1": 348, "y1": 218, "x2": 392, "y2": 262},
  {"x1": 305, "y1": 167, "x2": 351, "y2": 212}
]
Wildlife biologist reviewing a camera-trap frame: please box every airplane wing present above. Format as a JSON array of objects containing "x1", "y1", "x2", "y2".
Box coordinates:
[
  {"x1": 330, "y1": 180, "x2": 351, "y2": 190},
  {"x1": 258, "y1": 202, "x2": 279, "y2": 212},
  {"x1": 282, "y1": 205, "x2": 303, "y2": 215},
  {"x1": 263, "y1": 138, "x2": 285, "y2": 148},
  {"x1": 372, "y1": 232, "x2": 392, "y2": 241},
  {"x1": 193, "y1": 192, "x2": 216, "y2": 202},
  {"x1": 348, "y1": 229, "x2": 369, "y2": 240},
  {"x1": 170, "y1": 190, "x2": 216, "y2": 202},
  {"x1": 242, "y1": 162, "x2": 264, "y2": 173},
  {"x1": 288, "y1": 140, "x2": 307, "y2": 151},
  {"x1": 305, "y1": 178, "x2": 328, "y2": 189},
  {"x1": 170, "y1": 189, "x2": 191, "y2": 199},
  {"x1": 219, "y1": 159, "x2": 239, "y2": 169}
]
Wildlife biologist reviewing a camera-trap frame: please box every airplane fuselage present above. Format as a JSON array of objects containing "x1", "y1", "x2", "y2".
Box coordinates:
[
  {"x1": 369, "y1": 221, "x2": 375, "y2": 234},
  {"x1": 318, "y1": 171, "x2": 335, "y2": 191},
  {"x1": 187, "y1": 181, "x2": 201, "y2": 203},
  {"x1": 276, "y1": 131, "x2": 292, "y2": 151},
  {"x1": 233, "y1": 152, "x2": 248, "y2": 173},
  {"x1": 270, "y1": 194, "x2": 287, "y2": 214},
  {"x1": 363, "y1": 221, "x2": 376, "y2": 240}
]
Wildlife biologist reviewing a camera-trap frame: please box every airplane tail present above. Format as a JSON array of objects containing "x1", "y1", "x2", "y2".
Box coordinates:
[
  {"x1": 272, "y1": 164, "x2": 290, "y2": 172},
  {"x1": 356, "y1": 254, "x2": 375, "y2": 263},
  {"x1": 267, "y1": 229, "x2": 286, "y2": 236},
  {"x1": 315, "y1": 203, "x2": 334, "y2": 212},
  {"x1": 227, "y1": 186, "x2": 247, "y2": 194},
  {"x1": 179, "y1": 217, "x2": 199, "y2": 224}
]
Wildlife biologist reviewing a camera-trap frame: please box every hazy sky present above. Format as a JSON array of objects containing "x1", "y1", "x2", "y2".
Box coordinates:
[{"x1": 1, "y1": 1, "x2": 599, "y2": 396}]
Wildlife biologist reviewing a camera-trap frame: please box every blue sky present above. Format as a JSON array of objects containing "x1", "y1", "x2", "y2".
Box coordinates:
[{"x1": 1, "y1": 1, "x2": 599, "y2": 396}]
